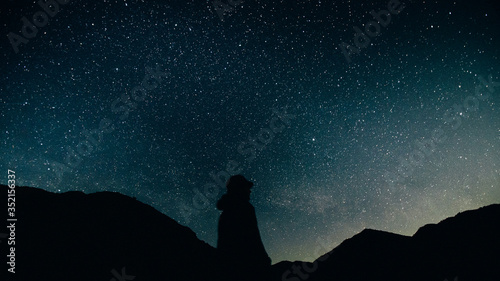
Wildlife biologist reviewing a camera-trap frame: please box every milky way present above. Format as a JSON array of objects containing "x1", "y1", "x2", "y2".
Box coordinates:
[{"x1": 1, "y1": 0, "x2": 499, "y2": 262}]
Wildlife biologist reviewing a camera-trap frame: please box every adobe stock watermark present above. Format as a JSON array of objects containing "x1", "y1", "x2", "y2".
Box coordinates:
[
  {"x1": 339, "y1": 0, "x2": 405, "y2": 63},
  {"x1": 179, "y1": 106, "x2": 296, "y2": 223},
  {"x1": 109, "y1": 267, "x2": 135, "y2": 281},
  {"x1": 384, "y1": 74, "x2": 499, "y2": 190},
  {"x1": 7, "y1": 0, "x2": 72, "y2": 54},
  {"x1": 281, "y1": 234, "x2": 336, "y2": 281},
  {"x1": 211, "y1": 0, "x2": 244, "y2": 21},
  {"x1": 47, "y1": 65, "x2": 169, "y2": 188}
]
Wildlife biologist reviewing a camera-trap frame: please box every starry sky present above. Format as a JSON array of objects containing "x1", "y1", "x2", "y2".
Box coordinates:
[{"x1": 1, "y1": 0, "x2": 499, "y2": 263}]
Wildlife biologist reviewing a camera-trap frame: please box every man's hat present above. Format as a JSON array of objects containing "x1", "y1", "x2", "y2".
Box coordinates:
[{"x1": 226, "y1": 175, "x2": 253, "y2": 192}]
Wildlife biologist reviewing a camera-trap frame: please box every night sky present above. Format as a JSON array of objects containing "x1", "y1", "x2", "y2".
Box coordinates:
[{"x1": 1, "y1": 0, "x2": 499, "y2": 263}]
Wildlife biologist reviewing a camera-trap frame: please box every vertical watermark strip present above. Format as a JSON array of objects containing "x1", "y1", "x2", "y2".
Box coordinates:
[{"x1": 6, "y1": 169, "x2": 17, "y2": 274}]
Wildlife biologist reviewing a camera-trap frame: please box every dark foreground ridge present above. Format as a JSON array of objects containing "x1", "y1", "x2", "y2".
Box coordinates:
[{"x1": 1, "y1": 185, "x2": 499, "y2": 281}]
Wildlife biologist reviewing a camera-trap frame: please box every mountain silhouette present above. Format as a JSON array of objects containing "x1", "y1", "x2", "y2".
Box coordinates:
[
  {"x1": 300, "y1": 205, "x2": 500, "y2": 281},
  {"x1": 1, "y1": 185, "x2": 218, "y2": 281},
  {"x1": 1, "y1": 185, "x2": 499, "y2": 281}
]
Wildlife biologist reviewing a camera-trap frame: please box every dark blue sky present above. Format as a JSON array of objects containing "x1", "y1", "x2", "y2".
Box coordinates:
[{"x1": 1, "y1": 0, "x2": 499, "y2": 262}]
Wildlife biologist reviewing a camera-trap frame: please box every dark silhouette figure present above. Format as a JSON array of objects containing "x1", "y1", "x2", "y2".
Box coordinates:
[{"x1": 216, "y1": 175, "x2": 271, "y2": 281}]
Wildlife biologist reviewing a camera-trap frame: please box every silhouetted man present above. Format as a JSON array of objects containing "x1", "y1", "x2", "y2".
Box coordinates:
[{"x1": 217, "y1": 175, "x2": 271, "y2": 281}]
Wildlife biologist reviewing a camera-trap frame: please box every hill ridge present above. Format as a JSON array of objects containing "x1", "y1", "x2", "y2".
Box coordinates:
[{"x1": 1, "y1": 185, "x2": 499, "y2": 281}]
